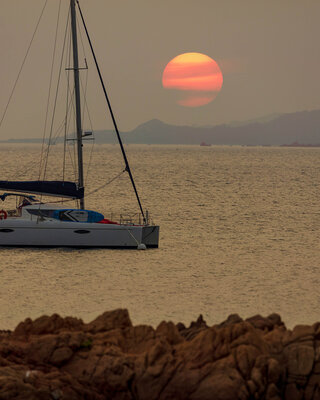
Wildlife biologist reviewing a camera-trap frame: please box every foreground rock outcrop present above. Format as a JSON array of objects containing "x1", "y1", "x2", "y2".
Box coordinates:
[{"x1": 0, "y1": 309, "x2": 320, "y2": 399}]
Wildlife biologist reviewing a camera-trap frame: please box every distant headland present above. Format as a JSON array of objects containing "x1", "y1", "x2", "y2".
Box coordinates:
[
  {"x1": 2, "y1": 109, "x2": 320, "y2": 146},
  {"x1": 281, "y1": 141, "x2": 320, "y2": 147}
]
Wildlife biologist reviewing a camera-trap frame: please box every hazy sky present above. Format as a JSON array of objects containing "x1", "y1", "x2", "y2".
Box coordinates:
[{"x1": 1, "y1": 0, "x2": 320, "y2": 139}]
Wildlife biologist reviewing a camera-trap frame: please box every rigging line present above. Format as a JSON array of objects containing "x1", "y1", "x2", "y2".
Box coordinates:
[
  {"x1": 72, "y1": 89, "x2": 78, "y2": 183},
  {"x1": 80, "y1": 75, "x2": 94, "y2": 132},
  {"x1": 84, "y1": 133, "x2": 95, "y2": 184},
  {"x1": 65, "y1": 85, "x2": 78, "y2": 184},
  {"x1": 63, "y1": 41, "x2": 71, "y2": 183},
  {"x1": 37, "y1": 0, "x2": 63, "y2": 215},
  {"x1": 50, "y1": 87, "x2": 75, "y2": 145},
  {"x1": 63, "y1": 36, "x2": 79, "y2": 183},
  {"x1": 76, "y1": 29, "x2": 94, "y2": 134},
  {"x1": 38, "y1": 0, "x2": 63, "y2": 179},
  {"x1": 76, "y1": 0, "x2": 146, "y2": 224},
  {"x1": 0, "y1": 0, "x2": 49, "y2": 132},
  {"x1": 64, "y1": 58, "x2": 94, "y2": 185},
  {"x1": 51, "y1": 117, "x2": 67, "y2": 144},
  {"x1": 77, "y1": 15, "x2": 87, "y2": 62},
  {"x1": 85, "y1": 169, "x2": 126, "y2": 197},
  {"x1": 81, "y1": 75, "x2": 96, "y2": 185},
  {"x1": 62, "y1": 21, "x2": 72, "y2": 184},
  {"x1": 65, "y1": 31, "x2": 78, "y2": 182},
  {"x1": 63, "y1": 25, "x2": 71, "y2": 183},
  {"x1": 74, "y1": 15, "x2": 98, "y2": 187},
  {"x1": 77, "y1": 55, "x2": 94, "y2": 185},
  {"x1": 47, "y1": 169, "x2": 126, "y2": 204},
  {"x1": 63, "y1": 24, "x2": 91, "y2": 185},
  {"x1": 76, "y1": 15, "x2": 89, "y2": 126},
  {"x1": 63, "y1": 26, "x2": 72, "y2": 181},
  {"x1": 42, "y1": 109, "x2": 68, "y2": 147},
  {"x1": 78, "y1": 65, "x2": 96, "y2": 184},
  {"x1": 42, "y1": 1, "x2": 70, "y2": 181},
  {"x1": 57, "y1": 94, "x2": 78, "y2": 182},
  {"x1": 10, "y1": 148, "x2": 41, "y2": 179},
  {"x1": 85, "y1": 140, "x2": 95, "y2": 185},
  {"x1": 81, "y1": 68, "x2": 88, "y2": 124},
  {"x1": 65, "y1": 101, "x2": 79, "y2": 183},
  {"x1": 67, "y1": 93, "x2": 78, "y2": 181},
  {"x1": 76, "y1": 5, "x2": 93, "y2": 145},
  {"x1": 77, "y1": 39, "x2": 96, "y2": 185}
]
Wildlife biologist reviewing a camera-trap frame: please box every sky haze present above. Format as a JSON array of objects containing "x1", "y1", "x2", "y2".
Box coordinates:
[{"x1": 0, "y1": 0, "x2": 319, "y2": 139}]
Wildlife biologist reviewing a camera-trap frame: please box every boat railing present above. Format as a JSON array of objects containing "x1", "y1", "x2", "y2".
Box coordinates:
[{"x1": 117, "y1": 210, "x2": 151, "y2": 226}]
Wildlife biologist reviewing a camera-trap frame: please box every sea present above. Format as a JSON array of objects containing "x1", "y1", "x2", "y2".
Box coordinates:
[{"x1": 0, "y1": 144, "x2": 319, "y2": 330}]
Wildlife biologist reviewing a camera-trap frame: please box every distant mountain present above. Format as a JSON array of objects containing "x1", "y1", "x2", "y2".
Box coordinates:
[
  {"x1": 93, "y1": 110, "x2": 320, "y2": 145},
  {"x1": 2, "y1": 110, "x2": 320, "y2": 145},
  {"x1": 227, "y1": 113, "x2": 281, "y2": 127}
]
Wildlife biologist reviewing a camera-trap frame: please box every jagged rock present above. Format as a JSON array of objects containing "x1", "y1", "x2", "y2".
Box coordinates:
[
  {"x1": 177, "y1": 314, "x2": 208, "y2": 341},
  {"x1": 14, "y1": 314, "x2": 84, "y2": 337},
  {"x1": 156, "y1": 321, "x2": 183, "y2": 345},
  {"x1": 218, "y1": 313, "x2": 243, "y2": 328},
  {"x1": 85, "y1": 309, "x2": 132, "y2": 333},
  {"x1": 1, "y1": 310, "x2": 320, "y2": 399},
  {"x1": 245, "y1": 313, "x2": 284, "y2": 332}
]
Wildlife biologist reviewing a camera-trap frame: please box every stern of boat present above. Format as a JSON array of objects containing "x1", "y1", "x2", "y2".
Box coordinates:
[{"x1": 142, "y1": 225, "x2": 159, "y2": 248}]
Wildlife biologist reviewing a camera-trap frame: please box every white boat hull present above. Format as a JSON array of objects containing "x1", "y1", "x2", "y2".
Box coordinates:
[{"x1": 0, "y1": 219, "x2": 159, "y2": 248}]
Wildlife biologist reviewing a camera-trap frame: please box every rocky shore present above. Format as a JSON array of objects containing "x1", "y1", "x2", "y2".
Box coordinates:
[{"x1": 0, "y1": 309, "x2": 319, "y2": 399}]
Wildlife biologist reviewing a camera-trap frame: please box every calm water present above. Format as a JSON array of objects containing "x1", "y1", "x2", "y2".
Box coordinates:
[{"x1": 0, "y1": 144, "x2": 319, "y2": 329}]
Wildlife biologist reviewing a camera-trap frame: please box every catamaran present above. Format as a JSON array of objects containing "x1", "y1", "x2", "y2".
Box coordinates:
[{"x1": 0, "y1": 0, "x2": 159, "y2": 248}]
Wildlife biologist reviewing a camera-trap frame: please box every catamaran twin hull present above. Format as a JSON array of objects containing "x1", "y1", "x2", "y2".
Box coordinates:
[{"x1": 0, "y1": 220, "x2": 159, "y2": 248}]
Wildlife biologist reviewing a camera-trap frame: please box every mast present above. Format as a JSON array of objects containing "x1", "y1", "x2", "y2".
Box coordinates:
[{"x1": 70, "y1": 0, "x2": 85, "y2": 209}]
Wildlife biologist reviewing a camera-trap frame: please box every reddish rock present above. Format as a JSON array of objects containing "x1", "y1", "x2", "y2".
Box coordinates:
[
  {"x1": 218, "y1": 313, "x2": 243, "y2": 328},
  {"x1": 50, "y1": 346, "x2": 73, "y2": 366},
  {"x1": 14, "y1": 314, "x2": 84, "y2": 337},
  {"x1": 85, "y1": 309, "x2": 132, "y2": 334},
  {"x1": 245, "y1": 313, "x2": 284, "y2": 332},
  {"x1": 156, "y1": 321, "x2": 183, "y2": 345},
  {"x1": 285, "y1": 324, "x2": 315, "y2": 345},
  {"x1": 1, "y1": 310, "x2": 320, "y2": 399},
  {"x1": 177, "y1": 314, "x2": 208, "y2": 341},
  {"x1": 286, "y1": 343, "x2": 315, "y2": 376}
]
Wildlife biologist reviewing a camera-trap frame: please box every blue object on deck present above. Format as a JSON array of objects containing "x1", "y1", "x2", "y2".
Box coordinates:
[{"x1": 53, "y1": 209, "x2": 104, "y2": 223}]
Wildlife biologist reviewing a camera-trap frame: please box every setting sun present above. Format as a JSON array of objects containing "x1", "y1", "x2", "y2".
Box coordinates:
[{"x1": 162, "y1": 52, "x2": 223, "y2": 107}]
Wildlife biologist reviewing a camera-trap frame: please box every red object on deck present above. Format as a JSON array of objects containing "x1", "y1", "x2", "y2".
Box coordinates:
[{"x1": 97, "y1": 218, "x2": 118, "y2": 224}]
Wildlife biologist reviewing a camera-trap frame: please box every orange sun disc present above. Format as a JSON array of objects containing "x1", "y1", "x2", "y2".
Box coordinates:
[{"x1": 162, "y1": 52, "x2": 223, "y2": 107}]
